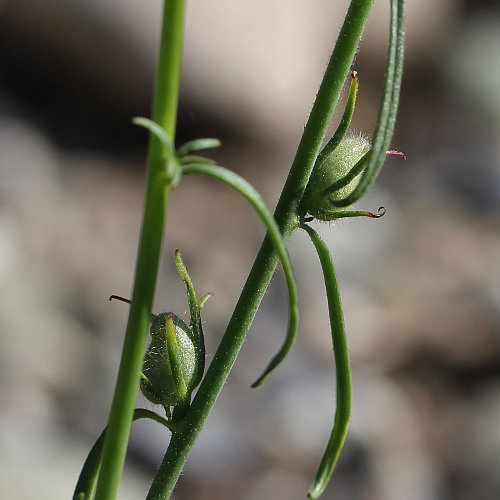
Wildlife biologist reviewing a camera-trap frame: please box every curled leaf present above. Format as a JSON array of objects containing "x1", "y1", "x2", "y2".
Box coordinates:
[
  {"x1": 301, "y1": 224, "x2": 351, "y2": 499},
  {"x1": 132, "y1": 116, "x2": 174, "y2": 154},
  {"x1": 181, "y1": 162, "x2": 299, "y2": 387}
]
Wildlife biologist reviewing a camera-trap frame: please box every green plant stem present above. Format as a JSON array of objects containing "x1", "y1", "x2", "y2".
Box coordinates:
[
  {"x1": 93, "y1": 2, "x2": 185, "y2": 500},
  {"x1": 147, "y1": 1, "x2": 374, "y2": 498}
]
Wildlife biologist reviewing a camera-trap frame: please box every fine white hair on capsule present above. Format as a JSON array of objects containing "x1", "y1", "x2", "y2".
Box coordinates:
[{"x1": 345, "y1": 129, "x2": 371, "y2": 150}]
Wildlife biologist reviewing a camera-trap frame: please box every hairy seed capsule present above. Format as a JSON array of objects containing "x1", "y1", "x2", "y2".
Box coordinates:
[
  {"x1": 109, "y1": 252, "x2": 208, "y2": 414},
  {"x1": 302, "y1": 134, "x2": 370, "y2": 221},
  {"x1": 140, "y1": 313, "x2": 198, "y2": 407}
]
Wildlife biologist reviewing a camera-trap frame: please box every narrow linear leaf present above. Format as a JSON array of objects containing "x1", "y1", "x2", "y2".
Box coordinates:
[
  {"x1": 301, "y1": 224, "x2": 351, "y2": 499},
  {"x1": 179, "y1": 155, "x2": 216, "y2": 165},
  {"x1": 315, "y1": 72, "x2": 359, "y2": 170},
  {"x1": 132, "y1": 117, "x2": 175, "y2": 154},
  {"x1": 198, "y1": 292, "x2": 214, "y2": 309},
  {"x1": 174, "y1": 250, "x2": 205, "y2": 386},
  {"x1": 174, "y1": 250, "x2": 199, "y2": 321},
  {"x1": 176, "y1": 138, "x2": 221, "y2": 158},
  {"x1": 165, "y1": 314, "x2": 188, "y2": 399},
  {"x1": 182, "y1": 163, "x2": 299, "y2": 387}
]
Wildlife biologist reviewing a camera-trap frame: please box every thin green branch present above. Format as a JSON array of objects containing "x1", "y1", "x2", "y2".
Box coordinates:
[
  {"x1": 146, "y1": 2, "x2": 374, "y2": 498},
  {"x1": 93, "y1": 2, "x2": 185, "y2": 500},
  {"x1": 301, "y1": 225, "x2": 351, "y2": 499}
]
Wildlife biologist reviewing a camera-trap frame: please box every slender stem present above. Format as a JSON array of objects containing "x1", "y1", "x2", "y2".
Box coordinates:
[
  {"x1": 147, "y1": 2, "x2": 374, "y2": 498},
  {"x1": 93, "y1": 2, "x2": 185, "y2": 500}
]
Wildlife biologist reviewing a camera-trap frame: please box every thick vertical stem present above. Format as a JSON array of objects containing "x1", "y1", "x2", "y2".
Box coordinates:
[{"x1": 93, "y1": 2, "x2": 185, "y2": 499}]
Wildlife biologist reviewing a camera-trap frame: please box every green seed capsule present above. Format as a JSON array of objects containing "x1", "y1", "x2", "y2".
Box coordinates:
[
  {"x1": 302, "y1": 133, "x2": 370, "y2": 221},
  {"x1": 140, "y1": 312, "x2": 199, "y2": 407},
  {"x1": 109, "y1": 251, "x2": 209, "y2": 416}
]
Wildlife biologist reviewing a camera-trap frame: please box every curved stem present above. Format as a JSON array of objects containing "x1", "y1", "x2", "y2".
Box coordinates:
[
  {"x1": 300, "y1": 224, "x2": 351, "y2": 499},
  {"x1": 93, "y1": 2, "x2": 185, "y2": 500},
  {"x1": 147, "y1": 2, "x2": 374, "y2": 499}
]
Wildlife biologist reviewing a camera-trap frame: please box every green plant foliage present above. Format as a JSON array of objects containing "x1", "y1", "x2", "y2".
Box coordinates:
[
  {"x1": 301, "y1": 224, "x2": 352, "y2": 499},
  {"x1": 83, "y1": 1, "x2": 407, "y2": 499},
  {"x1": 110, "y1": 250, "x2": 209, "y2": 417}
]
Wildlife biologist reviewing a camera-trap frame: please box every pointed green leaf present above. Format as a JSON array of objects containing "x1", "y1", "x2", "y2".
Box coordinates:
[
  {"x1": 165, "y1": 314, "x2": 188, "y2": 399},
  {"x1": 177, "y1": 138, "x2": 221, "y2": 158},
  {"x1": 180, "y1": 155, "x2": 216, "y2": 165},
  {"x1": 174, "y1": 249, "x2": 205, "y2": 387},
  {"x1": 132, "y1": 117, "x2": 174, "y2": 154},
  {"x1": 315, "y1": 72, "x2": 359, "y2": 170}
]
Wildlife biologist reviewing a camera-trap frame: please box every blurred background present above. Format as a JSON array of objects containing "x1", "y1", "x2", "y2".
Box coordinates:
[{"x1": 1, "y1": 0, "x2": 500, "y2": 499}]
